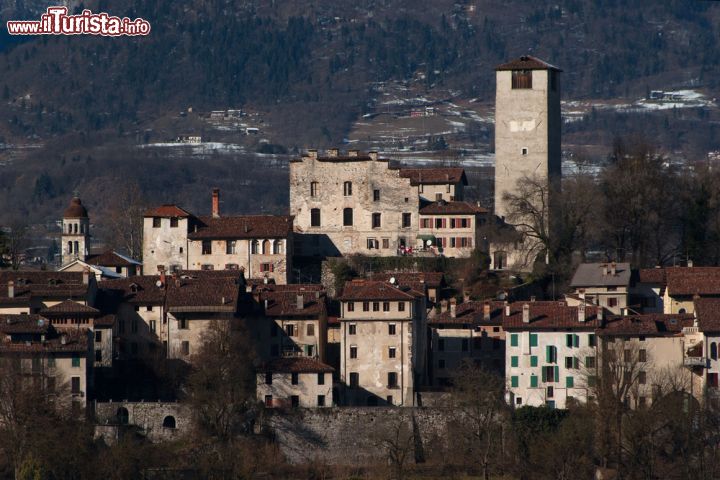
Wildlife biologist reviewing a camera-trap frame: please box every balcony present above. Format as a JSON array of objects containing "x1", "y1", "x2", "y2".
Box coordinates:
[{"x1": 684, "y1": 357, "x2": 707, "y2": 368}]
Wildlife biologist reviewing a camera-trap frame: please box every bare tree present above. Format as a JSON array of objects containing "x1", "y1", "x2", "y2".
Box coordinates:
[
  {"x1": 372, "y1": 416, "x2": 415, "y2": 480},
  {"x1": 99, "y1": 182, "x2": 146, "y2": 259},
  {"x1": 1, "y1": 220, "x2": 28, "y2": 270}
]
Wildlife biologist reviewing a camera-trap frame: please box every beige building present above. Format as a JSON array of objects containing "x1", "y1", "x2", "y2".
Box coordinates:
[
  {"x1": 418, "y1": 200, "x2": 488, "y2": 257},
  {"x1": 289, "y1": 149, "x2": 475, "y2": 258},
  {"x1": 491, "y1": 56, "x2": 562, "y2": 272},
  {"x1": 338, "y1": 280, "x2": 427, "y2": 406},
  {"x1": 0, "y1": 271, "x2": 98, "y2": 315},
  {"x1": 567, "y1": 262, "x2": 631, "y2": 315},
  {"x1": 59, "y1": 250, "x2": 142, "y2": 280},
  {"x1": 257, "y1": 357, "x2": 334, "y2": 408},
  {"x1": 428, "y1": 299, "x2": 505, "y2": 386},
  {"x1": 0, "y1": 315, "x2": 92, "y2": 411},
  {"x1": 143, "y1": 190, "x2": 293, "y2": 284},
  {"x1": 636, "y1": 266, "x2": 720, "y2": 315}
]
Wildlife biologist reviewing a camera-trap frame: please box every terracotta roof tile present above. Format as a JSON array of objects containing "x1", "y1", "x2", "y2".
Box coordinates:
[
  {"x1": 99, "y1": 276, "x2": 166, "y2": 305},
  {"x1": 419, "y1": 200, "x2": 488, "y2": 215},
  {"x1": 370, "y1": 272, "x2": 445, "y2": 290},
  {"x1": 503, "y1": 301, "x2": 603, "y2": 330},
  {"x1": 665, "y1": 267, "x2": 720, "y2": 296},
  {"x1": 40, "y1": 300, "x2": 99, "y2": 316},
  {"x1": 143, "y1": 205, "x2": 192, "y2": 218},
  {"x1": 0, "y1": 272, "x2": 90, "y2": 302},
  {"x1": 0, "y1": 329, "x2": 89, "y2": 354},
  {"x1": 599, "y1": 314, "x2": 694, "y2": 336},
  {"x1": 261, "y1": 290, "x2": 326, "y2": 317},
  {"x1": 638, "y1": 268, "x2": 666, "y2": 285},
  {"x1": 496, "y1": 55, "x2": 562, "y2": 71},
  {"x1": 695, "y1": 298, "x2": 720, "y2": 332},
  {"x1": 0, "y1": 315, "x2": 52, "y2": 334},
  {"x1": 339, "y1": 280, "x2": 424, "y2": 301},
  {"x1": 258, "y1": 357, "x2": 334, "y2": 373},
  {"x1": 429, "y1": 300, "x2": 505, "y2": 325},
  {"x1": 86, "y1": 250, "x2": 141, "y2": 267},
  {"x1": 399, "y1": 167, "x2": 467, "y2": 186},
  {"x1": 187, "y1": 215, "x2": 293, "y2": 239}
]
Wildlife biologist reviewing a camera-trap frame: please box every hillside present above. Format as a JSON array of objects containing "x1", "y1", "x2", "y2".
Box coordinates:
[{"x1": 0, "y1": 0, "x2": 719, "y2": 243}]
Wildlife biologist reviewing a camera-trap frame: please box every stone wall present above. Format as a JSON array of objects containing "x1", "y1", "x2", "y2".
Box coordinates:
[
  {"x1": 94, "y1": 401, "x2": 192, "y2": 442},
  {"x1": 262, "y1": 407, "x2": 457, "y2": 465}
]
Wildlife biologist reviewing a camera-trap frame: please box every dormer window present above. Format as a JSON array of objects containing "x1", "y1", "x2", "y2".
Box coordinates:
[
  {"x1": 129, "y1": 283, "x2": 139, "y2": 293},
  {"x1": 512, "y1": 70, "x2": 532, "y2": 89}
]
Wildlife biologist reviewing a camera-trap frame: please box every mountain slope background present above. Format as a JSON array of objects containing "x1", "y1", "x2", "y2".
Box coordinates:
[{"x1": 0, "y1": 0, "x2": 719, "y2": 243}]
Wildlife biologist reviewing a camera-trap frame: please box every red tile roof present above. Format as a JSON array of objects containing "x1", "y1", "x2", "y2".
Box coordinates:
[
  {"x1": 399, "y1": 168, "x2": 467, "y2": 186},
  {"x1": 0, "y1": 272, "x2": 91, "y2": 302},
  {"x1": 260, "y1": 290, "x2": 326, "y2": 317},
  {"x1": 143, "y1": 205, "x2": 192, "y2": 218},
  {"x1": 496, "y1": 55, "x2": 562, "y2": 72},
  {"x1": 638, "y1": 268, "x2": 666, "y2": 285},
  {"x1": 0, "y1": 329, "x2": 89, "y2": 354},
  {"x1": 419, "y1": 201, "x2": 488, "y2": 215},
  {"x1": 258, "y1": 357, "x2": 334, "y2": 373},
  {"x1": 40, "y1": 300, "x2": 99, "y2": 316},
  {"x1": 166, "y1": 276, "x2": 239, "y2": 312},
  {"x1": 370, "y1": 272, "x2": 445, "y2": 290},
  {"x1": 290, "y1": 153, "x2": 390, "y2": 163},
  {"x1": 503, "y1": 301, "x2": 603, "y2": 330},
  {"x1": 187, "y1": 215, "x2": 293, "y2": 239},
  {"x1": 429, "y1": 300, "x2": 505, "y2": 325},
  {"x1": 86, "y1": 250, "x2": 141, "y2": 267},
  {"x1": 0, "y1": 315, "x2": 53, "y2": 334},
  {"x1": 695, "y1": 298, "x2": 720, "y2": 332},
  {"x1": 665, "y1": 267, "x2": 720, "y2": 296},
  {"x1": 339, "y1": 280, "x2": 424, "y2": 301},
  {"x1": 599, "y1": 314, "x2": 694, "y2": 336},
  {"x1": 99, "y1": 276, "x2": 166, "y2": 305}
]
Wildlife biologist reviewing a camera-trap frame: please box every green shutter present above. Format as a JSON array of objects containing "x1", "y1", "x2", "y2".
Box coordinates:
[
  {"x1": 566, "y1": 334, "x2": 572, "y2": 347},
  {"x1": 72, "y1": 355, "x2": 80, "y2": 368},
  {"x1": 541, "y1": 368, "x2": 547, "y2": 382},
  {"x1": 566, "y1": 376, "x2": 574, "y2": 388},
  {"x1": 554, "y1": 366, "x2": 560, "y2": 383},
  {"x1": 511, "y1": 356, "x2": 518, "y2": 368},
  {"x1": 511, "y1": 376, "x2": 519, "y2": 388},
  {"x1": 511, "y1": 334, "x2": 518, "y2": 347},
  {"x1": 530, "y1": 355, "x2": 538, "y2": 367},
  {"x1": 574, "y1": 334, "x2": 580, "y2": 348},
  {"x1": 546, "y1": 345, "x2": 552, "y2": 363},
  {"x1": 530, "y1": 333, "x2": 538, "y2": 347},
  {"x1": 530, "y1": 375, "x2": 538, "y2": 387},
  {"x1": 589, "y1": 334, "x2": 596, "y2": 347}
]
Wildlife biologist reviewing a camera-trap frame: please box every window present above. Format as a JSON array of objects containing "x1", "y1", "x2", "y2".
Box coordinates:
[
  {"x1": 624, "y1": 349, "x2": 632, "y2": 363},
  {"x1": 388, "y1": 324, "x2": 396, "y2": 335},
  {"x1": 588, "y1": 334, "x2": 596, "y2": 347},
  {"x1": 398, "y1": 302, "x2": 405, "y2": 312},
  {"x1": 226, "y1": 240, "x2": 236, "y2": 254},
  {"x1": 202, "y1": 240, "x2": 212, "y2": 255},
  {"x1": 318, "y1": 373, "x2": 325, "y2": 385},
  {"x1": 709, "y1": 373, "x2": 719, "y2": 388},
  {"x1": 546, "y1": 345, "x2": 557, "y2": 363},
  {"x1": 291, "y1": 373, "x2": 299, "y2": 385},
  {"x1": 566, "y1": 334, "x2": 579, "y2": 348},
  {"x1": 372, "y1": 213, "x2": 381, "y2": 229},
  {"x1": 530, "y1": 355, "x2": 538, "y2": 367},
  {"x1": 543, "y1": 366, "x2": 557, "y2": 382},
  {"x1": 317, "y1": 395, "x2": 326, "y2": 407},
  {"x1": 566, "y1": 376, "x2": 574, "y2": 388},
  {"x1": 511, "y1": 376, "x2": 519, "y2": 388},
  {"x1": 291, "y1": 396, "x2": 299, "y2": 408},
  {"x1": 95, "y1": 331, "x2": 102, "y2": 342},
  {"x1": 349, "y1": 324, "x2": 356, "y2": 335},
  {"x1": 179, "y1": 319, "x2": 188, "y2": 330},
  {"x1": 382, "y1": 238, "x2": 390, "y2": 249},
  {"x1": 373, "y1": 189, "x2": 380, "y2": 201},
  {"x1": 181, "y1": 341, "x2": 190, "y2": 356},
  {"x1": 547, "y1": 386, "x2": 554, "y2": 398},
  {"x1": 383, "y1": 302, "x2": 390, "y2": 312},
  {"x1": 72, "y1": 355, "x2": 80, "y2": 368},
  {"x1": 608, "y1": 297, "x2": 618, "y2": 308},
  {"x1": 343, "y1": 181, "x2": 353, "y2": 196},
  {"x1": 421, "y1": 219, "x2": 431, "y2": 228},
  {"x1": 163, "y1": 416, "x2": 176, "y2": 429},
  {"x1": 201, "y1": 264, "x2": 214, "y2": 271},
  {"x1": 363, "y1": 302, "x2": 370, "y2": 312},
  {"x1": 521, "y1": 147, "x2": 528, "y2": 155},
  {"x1": 265, "y1": 395, "x2": 273, "y2": 407},
  {"x1": 461, "y1": 339, "x2": 469, "y2": 352},
  {"x1": 639, "y1": 349, "x2": 647, "y2": 363},
  {"x1": 639, "y1": 371, "x2": 647, "y2": 384},
  {"x1": 367, "y1": 238, "x2": 379, "y2": 249},
  {"x1": 311, "y1": 208, "x2": 321, "y2": 227},
  {"x1": 530, "y1": 375, "x2": 538, "y2": 388},
  {"x1": 438, "y1": 339, "x2": 445, "y2": 351},
  {"x1": 150, "y1": 320, "x2": 156, "y2": 333},
  {"x1": 511, "y1": 69, "x2": 532, "y2": 89},
  {"x1": 153, "y1": 218, "x2": 161, "y2": 228},
  {"x1": 510, "y1": 334, "x2": 518, "y2": 347},
  {"x1": 347, "y1": 302, "x2": 355, "y2": 312},
  {"x1": 343, "y1": 208, "x2": 353, "y2": 226},
  {"x1": 530, "y1": 333, "x2": 538, "y2": 347},
  {"x1": 225, "y1": 263, "x2": 239, "y2": 270},
  {"x1": 251, "y1": 240, "x2": 259, "y2": 254},
  {"x1": 388, "y1": 372, "x2": 398, "y2": 388},
  {"x1": 285, "y1": 324, "x2": 295, "y2": 337},
  {"x1": 402, "y1": 213, "x2": 411, "y2": 228},
  {"x1": 310, "y1": 181, "x2": 318, "y2": 197},
  {"x1": 170, "y1": 217, "x2": 178, "y2": 228},
  {"x1": 370, "y1": 302, "x2": 379, "y2": 312},
  {"x1": 71, "y1": 377, "x2": 80, "y2": 394},
  {"x1": 586, "y1": 356, "x2": 596, "y2": 369},
  {"x1": 565, "y1": 357, "x2": 579, "y2": 369},
  {"x1": 306, "y1": 324, "x2": 315, "y2": 336},
  {"x1": 511, "y1": 356, "x2": 518, "y2": 367},
  {"x1": 435, "y1": 218, "x2": 443, "y2": 229},
  {"x1": 146, "y1": 305, "x2": 153, "y2": 312},
  {"x1": 350, "y1": 346, "x2": 358, "y2": 359},
  {"x1": 260, "y1": 263, "x2": 274, "y2": 272},
  {"x1": 349, "y1": 372, "x2": 359, "y2": 388},
  {"x1": 389, "y1": 347, "x2": 396, "y2": 358}
]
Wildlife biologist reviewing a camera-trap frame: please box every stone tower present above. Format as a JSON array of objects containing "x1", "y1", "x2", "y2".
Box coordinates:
[
  {"x1": 494, "y1": 55, "x2": 561, "y2": 219},
  {"x1": 61, "y1": 196, "x2": 90, "y2": 265},
  {"x1": 492, "y1": 55, "x2": 561, "y2": 270}
]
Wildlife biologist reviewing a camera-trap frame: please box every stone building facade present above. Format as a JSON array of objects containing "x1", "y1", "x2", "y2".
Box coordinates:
[
  {"x1": 289, "y1": 149, "x2": 473, "y2": 257},
  {"x1": 61, "y1": 196, "x2": 91, "y2": 266},
  {"x1": 337, "y1": 280, "x2": 427, "y2": 406},
  {"x1": 256, "y1": 357, "x2": 334, "y2": 408}
]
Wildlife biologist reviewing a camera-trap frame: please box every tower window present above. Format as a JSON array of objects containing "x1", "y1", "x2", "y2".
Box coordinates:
[
  {"x1": 512, "y1": 70, "x2": 533, "y2": 89},
  {"x1": 153, "y1": 218, "x2": 161, "y2": 228},
  {"x1": 343, "y1": 181, "x2": 353, "y2": 196},
  {"x1": 311, "y1": 208, "x2": 321, "y2": 227},
  {"x1": 343, "y1": 208, "x2": 353, "y2": 226},
  {"x1": 310, "y1": 181, "x2": 318, "y2": 197},
  {"x1": 521, "y1": 147, "x2": 528, "y2": 155}
]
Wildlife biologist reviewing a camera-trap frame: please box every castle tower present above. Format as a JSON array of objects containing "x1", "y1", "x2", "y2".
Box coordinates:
[
  {"x1": 61, "y1": 196, "x2": 90, "y2": 265},
  {"x1": 492, "y1": 55, "x2": 561, "y2": 270}
]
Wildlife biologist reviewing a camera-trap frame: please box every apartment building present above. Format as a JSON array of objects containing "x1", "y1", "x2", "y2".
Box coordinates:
[
  {"x1": 567, "y1": 262, "x2": 631, "y2": 315},
  {"x1": 418, "y1": 200, "x2": 488, "y2": 257},
  {"x1": 0, "y1": 271, "x2": 98, "y2": 315},
  {"x1": 257, "y1": 357, "x2": 334, "y2": 408}
]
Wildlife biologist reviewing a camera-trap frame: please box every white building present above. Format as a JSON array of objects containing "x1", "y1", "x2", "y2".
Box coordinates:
[{"x1": 257, "y1": 357, "x2": 334, "y2": 408}]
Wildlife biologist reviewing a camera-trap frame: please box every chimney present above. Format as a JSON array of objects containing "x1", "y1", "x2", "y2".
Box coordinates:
[
  {"x1": 578, "y1": 303, "x2": 586, "y2": 322},
  {"x1": 483, "y1": 301, "x2": 491, "y2": 321},
  {"x1": 440, "y1": 299, "x2": 448, "y2": 313},
  {"x1": 610, "y1": 262, "x2": 616, "y2": 276},
  {"x1": 505, "y1": 301, "x2": 510, "y2": 316},
  {"x1": 688, "y1": 259, "x2": 694, "y2": 268},
  {"x1": 212, "y1": 188, "x2": 220, "y2": 218},
  {"x1": 348, "y1": 150, "x2": 359, "y2": 157},
  {"x1": 263, "y1": 276, "x2": 268, "y2": 284},
  {"x1": 264, "y1": 299, "x2": 268, "y2": 311},
  {"x1": 450, "y1": 298, "x2": 457, "y2": 318},
  {"x1": 578, "y1": 288, "x2": 585, "y2": 301},
  {"x1": 82, "y1": 270, "x2": 89, "y2": 285},
  {"x1": 597, "y1": 307, "x2": 604, "y2": 321},
  {"x1": 60, "y1": 334, "x2": 67, "y2": 345},
  {"x1": 327, "y1": 148, "x2": 339, "y2": 157},
  {"x1": 308, "y1": 149, "x2": 318, "y2": 159},
  {"x1": 368, "y1": 151, "x2": 378, "y2": 161},
  {"x1": 159, "y1": 270, "x2": 166, "y2": 288},
  {"x1": 522, "y1": 304, "x2": 530, "y2": 323},
  {"x1": 463, "y1": 291, "x2": 470, "y2": 302},
  {"x1": 601, "y1": 264, "x2": 608, "y2": 276},
  {"x1": 297, "y1": 294, "x2": 304, "y2": 311},
  {"x1": 530, "y1": 295, "x2": 536, "y2": 302},
  {"x1": 7, "y1": 281, "x2": 13, "y2": 299}
]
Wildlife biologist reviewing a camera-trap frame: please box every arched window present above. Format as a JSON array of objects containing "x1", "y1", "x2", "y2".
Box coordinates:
[
  {"x1": 67, "y1": 224, "x2": 72, "y2": 234},
  {"x1": 162, "y1": 415, "x2": 176, "y2": 429},
  {"x1": 343, "y1": 181, "x2": 352, "y2": 196},
  {"x1": 261, "y1": 240, "x2": 270, "y2": 255},
  {"x1": 679, "y1": 308, "x2": 687, "y2": 314},
  {"x1": 116, "y1": 407, "x2": 129, "y2": 425},
  {"x1": 273, "y1": 240, "x2": 283, "y2": 255},
  {"x1": 251, "y1": 240, "x2": 259, "y2": 255},
  {"x1": 343, "y1": 208, "x2": 353, "y2": 227},
  {"x1": 74, "y1": 241, "x2": 79, "y2": 255},
  {"x1": 73, "y1": 223, "x2": 78, "y2": 234},
  {"x1": 712, "y1": 343, "x2": 718, "y2": 361},
  {"x1": 310, "y1": 181, "x2": 318, "y2": 197},
  {"x1": 67, "y1": 242, "x2": 73, "y2": 254}
]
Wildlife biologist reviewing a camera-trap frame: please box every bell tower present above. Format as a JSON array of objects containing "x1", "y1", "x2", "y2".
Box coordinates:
[{"x1": 61, "y1": 195, "x2": 90, "y2": 265}]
